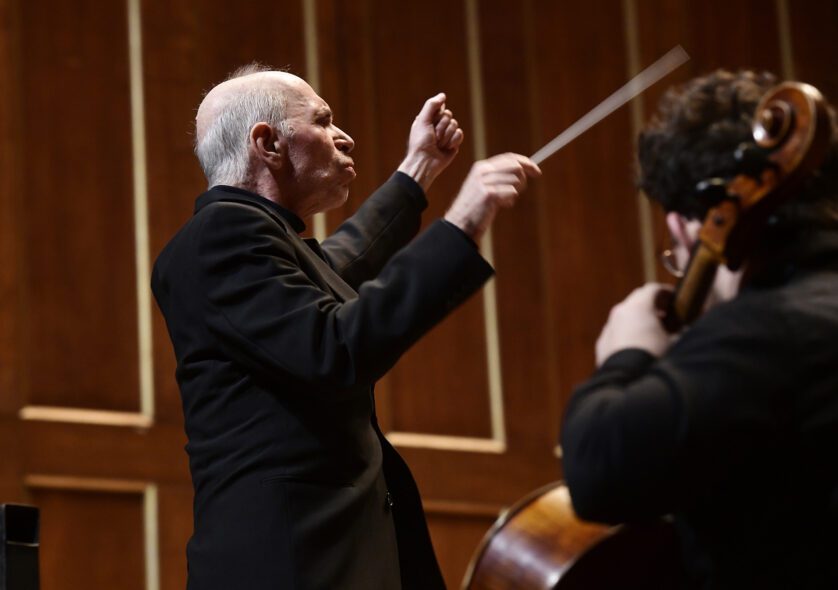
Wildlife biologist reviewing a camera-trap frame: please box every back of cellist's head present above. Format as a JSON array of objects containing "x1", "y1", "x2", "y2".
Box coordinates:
[{"x1": 637, "y1": 69, "x2": 838, "y2": 230}]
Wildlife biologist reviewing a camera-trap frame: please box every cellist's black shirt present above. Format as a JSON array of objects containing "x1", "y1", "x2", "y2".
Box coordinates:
[{"x1": 562, "y1": 230, "x2": 838, "y2": 589}]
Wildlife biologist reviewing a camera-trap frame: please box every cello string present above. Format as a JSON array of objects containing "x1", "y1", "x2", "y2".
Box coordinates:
[{"x1": 530, "y1": 45, "x2": 690, "y2": 165}]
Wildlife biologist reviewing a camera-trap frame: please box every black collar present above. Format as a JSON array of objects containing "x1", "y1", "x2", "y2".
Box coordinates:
[{"x1": 194, "y1": 185, "x2": 307, "y2": 233}]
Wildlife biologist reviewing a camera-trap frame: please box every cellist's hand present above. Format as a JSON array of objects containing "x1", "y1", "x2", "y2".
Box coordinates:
[{"x1": 595, "y1": 283, "x2": 675, "y2": 367}]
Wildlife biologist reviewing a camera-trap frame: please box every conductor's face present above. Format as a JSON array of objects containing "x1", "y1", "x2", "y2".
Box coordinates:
[{"x1": 280, "y1": 78, "x2": 356, "y2": 214}]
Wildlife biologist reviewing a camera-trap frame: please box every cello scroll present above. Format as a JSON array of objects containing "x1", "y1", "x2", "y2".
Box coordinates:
[{"x1": 662, "y1": 82, "x2": 832, "y2": 331}]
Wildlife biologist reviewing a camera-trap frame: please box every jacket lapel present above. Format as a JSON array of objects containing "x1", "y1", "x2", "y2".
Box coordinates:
[
  {"x1": 296, "y1": 235, "x2": 358, "y2": 302},
  {"x1": 197, "y1": 188, "x2": 359, "y2": 303}
]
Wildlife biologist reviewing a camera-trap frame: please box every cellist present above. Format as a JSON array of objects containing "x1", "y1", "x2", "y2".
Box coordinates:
[{"x1": 561, "y1": 70, "x2": 838, "y2": 588}]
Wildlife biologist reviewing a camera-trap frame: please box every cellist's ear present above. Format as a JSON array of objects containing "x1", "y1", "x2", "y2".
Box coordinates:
[
  {"x1": 250, "y1": 122, "x2": 284, "y2": 171},
  {"x1": 665, "y1": 211, "x2": 697, "y2": 251},
  {"x1": 665, "y1": 211, "x2": 702, "y2": 274}
]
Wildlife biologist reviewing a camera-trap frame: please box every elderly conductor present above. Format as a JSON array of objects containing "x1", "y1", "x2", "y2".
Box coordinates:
[{"x1": 152, "y1": 65, "x2": 540, "y2": 590}]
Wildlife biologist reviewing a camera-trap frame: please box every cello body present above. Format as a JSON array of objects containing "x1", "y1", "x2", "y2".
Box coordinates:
[{"x1": 461, "y1": 482, "x2": 681, "y2": 589}]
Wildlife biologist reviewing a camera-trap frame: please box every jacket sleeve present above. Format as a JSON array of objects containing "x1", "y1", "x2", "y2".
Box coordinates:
[
  {"x1": 319, "y1": 172, "x2": 428, "y2": 290},
  {"x1": 560, "y1": 296, "x2": 794, "y2": 524},
  {"x1": 196, "y1": 201, "x2": 492, "y2": 390}
]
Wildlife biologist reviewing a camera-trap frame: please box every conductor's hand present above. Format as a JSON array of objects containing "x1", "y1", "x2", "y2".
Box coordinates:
[
  {"x1": 595, "y1": 283, "x2": 675, "y2": 367},
  {"x1": 444, "y1": 153, "x2": 541, "y2": 242},
  {"x1": 398, "y1": 93, "x2": 464, "y2": 192}
]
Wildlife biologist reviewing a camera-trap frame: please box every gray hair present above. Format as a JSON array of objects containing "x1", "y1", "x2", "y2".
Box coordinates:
[{"x1": 195, "y1": 64, "x2": 291, "y2": 187}]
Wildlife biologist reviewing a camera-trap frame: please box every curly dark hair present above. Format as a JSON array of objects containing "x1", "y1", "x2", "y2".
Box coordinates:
[{"x1": 637, "y1": 69, "x2": 838, "y2": 226}]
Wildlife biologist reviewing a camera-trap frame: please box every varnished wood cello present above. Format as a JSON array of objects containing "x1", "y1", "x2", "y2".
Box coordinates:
[{"x1": 462, "y1": 81, "x2": 833, "y2": 589}]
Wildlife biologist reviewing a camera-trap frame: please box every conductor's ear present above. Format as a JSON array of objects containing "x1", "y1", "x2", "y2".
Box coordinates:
[{"x1": 250, "y1": 122, "x2": 283, "y2": 170}]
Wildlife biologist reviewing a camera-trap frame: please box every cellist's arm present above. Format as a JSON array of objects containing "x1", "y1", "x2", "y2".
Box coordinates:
[{"x1": 562, "y1": 294, "x2": 792, "y2": 524}]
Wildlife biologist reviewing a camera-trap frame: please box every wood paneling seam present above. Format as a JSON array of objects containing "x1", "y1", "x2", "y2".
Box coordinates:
[
  {"x1": 25, "y1": 474, "x2": 148, "y2": 493},
  {"x1": 775, "y1": 0, "x2": 796, "y2": 80},
  {"x1": 385, "y1": 432, "x2": 505, "y2": 454},
  {"x1": 19, "y1": 405, "x2": 153, "y2": 428},
  {"x1": 302, "y1": 0, "x2": 328, "y2": 242},
  {"x1": 422, "y1": 499, "x2": 505, "y2": 517},
  {"x1": 622, "y1": 0, "x2": 657, "y2": 283},
  {"x1": 466, "y1": 0, "x2": 507, "y2": 447},
  {"x1": 127, "y1": 0, "x2": 155, "y2": 421},
  {"x1": 144, "y1": 484, "x2": 161, "y2": 590}
]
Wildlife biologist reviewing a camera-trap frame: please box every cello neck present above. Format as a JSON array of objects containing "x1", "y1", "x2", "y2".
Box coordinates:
[
  {"x1": 663, "y1": 242, "x2": 723, "y2": 332},
  {"x1": 663, "y1": 199, "x2": 739, "y2": 332}
]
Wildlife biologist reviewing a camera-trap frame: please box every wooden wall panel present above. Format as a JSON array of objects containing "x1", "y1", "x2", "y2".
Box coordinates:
[
  {"x1": 528, "y1": 0, "x2": 644, "y2": 412},
  {"x1": 319, "y1": 0, "x2": 493, "y2": 438},
  {"x1": 789, "y1": 0, "x2": 838, "y2": 102},
  {"x1": 634, "y1": 0, "x2": 783, "y2": 114},
  {"x1": 142, "y1": 0, "x2": 308, "y2": 422},
  {"x1": 158, "y1": 484, "x2": 192, "y2": 590},
  {"x1": 21, "y1": 421, "x2": 188, "y2": 483},
  {"x1": 400, "y1": 446, "x2": 558, "y2": 508},
  {"x1": 0, "y1": 1, "x2": 835, "y2": 589},
  {"x1": 316, "y1": 0, "x2": 382, "y2": 218},
  {"x1": 476, "y1": 0, "x2": 562, "y2": 454},
  {"x1": 0, "y1": 418, "x2": 23, "y2": 502},
  {"x1": 30, "y1": 487, "x2": 146, "y2": 590},
  {"x1": 426, "y1": 511, "x2": 499, "y2": 590},
  {"x1": 680, "y1": 0, "x2": 781, "y2": 72},
  {"x1": 0, "y1": 0, "x2": 22, "y2": 413},
  {"x1": 16, "y1": 0, "x2": 140, "y2": 412}
]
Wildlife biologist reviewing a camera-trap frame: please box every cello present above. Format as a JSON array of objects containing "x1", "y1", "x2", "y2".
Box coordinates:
[{"x1": 462, "y1": 81, "x2": 833, "y2": 589}]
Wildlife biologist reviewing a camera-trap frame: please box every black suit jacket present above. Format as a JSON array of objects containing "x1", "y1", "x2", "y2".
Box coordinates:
[{"x1": 152, "y1": 173, "x2": 493, "y2": 589}]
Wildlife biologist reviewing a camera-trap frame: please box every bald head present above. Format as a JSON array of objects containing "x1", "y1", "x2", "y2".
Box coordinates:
[{"x1": 194, "y1": 70, "x2": 306, "y2": 188}]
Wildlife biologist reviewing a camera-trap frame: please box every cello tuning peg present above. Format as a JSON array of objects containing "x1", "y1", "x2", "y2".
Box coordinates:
[
  {"x1": 694, "y1": 177, "x2": 731, "y2": 207},
  {"x1": 734, "y1": 142, "x2": 775, "y2": 178}
]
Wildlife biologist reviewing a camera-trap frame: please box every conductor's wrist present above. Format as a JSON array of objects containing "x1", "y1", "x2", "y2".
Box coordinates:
[{"x1": 397, "y1": 153, "x2": 437, "y2": 192}]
